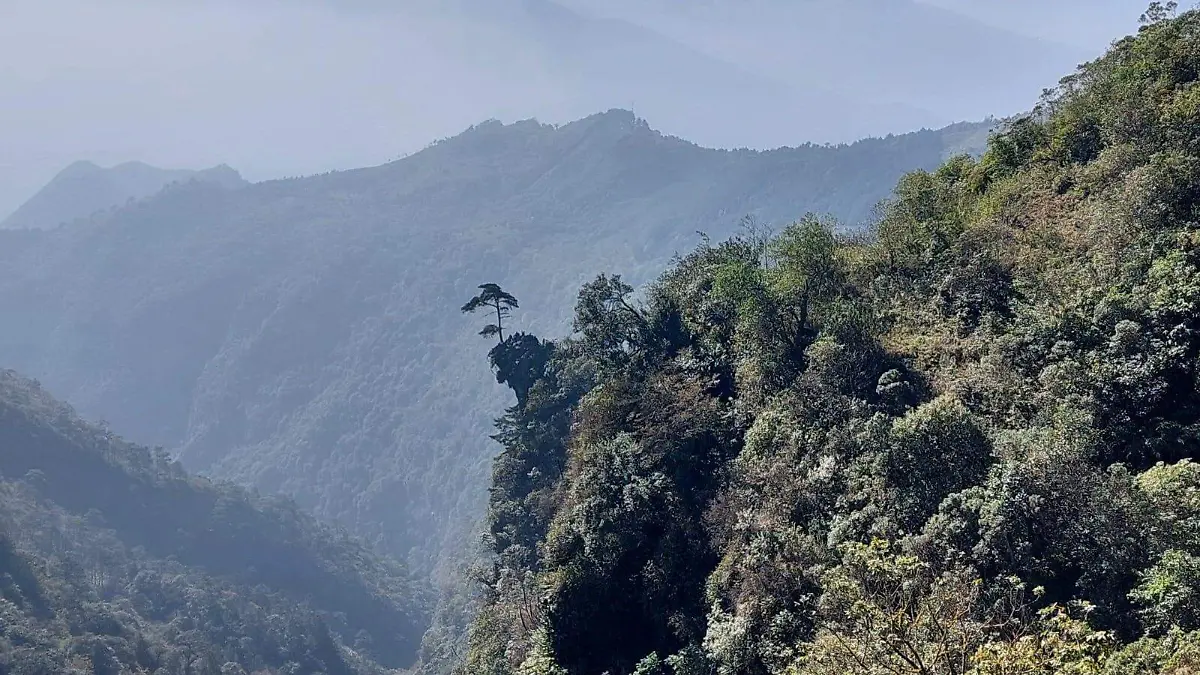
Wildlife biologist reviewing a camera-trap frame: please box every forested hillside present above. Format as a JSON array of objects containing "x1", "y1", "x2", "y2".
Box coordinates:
[
  {"x1": 460, "y1": 9, "x2": 1200, "y2": 674},
  {"x1": 0, "y1": 113, "x2": 988, "y2": 573},
  {"x1": 0, "y1": 369, "x2": 428, "y2": 673},
  {"x1": 0, "y1": 161, "x2": 246, "y2": 230}
]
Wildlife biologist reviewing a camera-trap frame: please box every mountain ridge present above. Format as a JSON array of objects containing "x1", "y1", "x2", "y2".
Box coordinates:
[
  {"x1": 1, "y1": 160, "x2": 248, "y2": 230},
  {"x1": 0, "y1": 113, "x2": 993, "y2": 577},
  {"x1": 0, "y1": 0, "x2": 1056, "y2": 217}
]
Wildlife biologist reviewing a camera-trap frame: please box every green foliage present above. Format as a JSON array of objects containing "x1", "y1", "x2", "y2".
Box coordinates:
[
  {"x1": 0, "y1": 113, "x2": 990, "y2": 590},
  {"x1": 1131, "y1": 459, "x2": 1200, "y2": 631},
  {"x1": 515, "y1": 630, "x2": 568, "y2": 675},
  {"x1": 0, "y1": 371, "x2": 428, "y2": 674},
  {"x1": 789, "y1": 540, "x2": 1001, "y2": 675},
  {"x1": 1141, "y1": 2, "x2": 1179, "y2": 26},
  {"x1": 488, "y1": 334, "x2": 554, "y2": 406},
  {"x1": 463, "y1": 10, "x2": 1200, "y2": 675},
  {"x1": 463, "y1": 284, "x2": 521, "y2": 342},
  {"x1": 969, "y1": 604, "x2": 1115, "y2": 675}
]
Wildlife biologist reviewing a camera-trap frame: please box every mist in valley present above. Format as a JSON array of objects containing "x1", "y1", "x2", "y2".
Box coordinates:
[{"x1": 0, "y1": 3, "x2": 1189, "y2": 674}]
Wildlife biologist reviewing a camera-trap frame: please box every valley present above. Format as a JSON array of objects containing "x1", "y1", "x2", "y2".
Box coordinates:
[
  {"x1": 0, "y1": 112, "x2": 990, "y2": 575},
  {"x1": 1, "y1": 3, "x2": 1194, "y2": 674}
]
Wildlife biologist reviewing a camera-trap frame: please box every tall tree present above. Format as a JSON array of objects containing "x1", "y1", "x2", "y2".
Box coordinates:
[
  {"x1": 461, "y1": 283, "x2": 519, "y2": 343},
  {"x1": 1141, "y1": 1, "x2": 1178, "y2": 25}
]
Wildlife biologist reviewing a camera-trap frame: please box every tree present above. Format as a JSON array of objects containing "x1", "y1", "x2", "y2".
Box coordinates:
[
  {"x1": 769, "y1": 216, "x2": 843, "y2": 330},
  {"x1": 488, "y1": 334, "x2": 554, "y2": 406},
  {"x1": 463, "y1": 284, "x2": 520, "y2": 343},
  {"x1": 1140, "y1": 2, "x2": 1178, "y2": 26},
  {"x1": 572, "y1": 274, "x2": 652, "y2": 368},
  {"x1": 791, "y1": 541, "x2": 1035, "y2": 675},
  {"x1": 739, "y1": 214, "x2": 776, "y2": 268}
]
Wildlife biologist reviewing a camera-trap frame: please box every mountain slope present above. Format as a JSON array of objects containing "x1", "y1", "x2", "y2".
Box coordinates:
[
  {"x1": 460, "y1": 12, "x2": 1200, "y2": 674},
  {"x1": 0, "y1": 113, "x2": 991, "y2": 573},
  {"x1": 0, "y1": 369, "x2": 428, "y2": 672},
  {"x1": 1, "y1": 161, "x2": 247, "y2": 230}
]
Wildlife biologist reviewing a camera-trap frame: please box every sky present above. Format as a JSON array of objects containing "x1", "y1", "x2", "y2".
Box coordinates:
[
  {"x1": 0, "y1": 0, "x2": 1156, "y2": 219},
  {"x1": 914, "y1": 0, "x2": 1154, "y2": 50}
]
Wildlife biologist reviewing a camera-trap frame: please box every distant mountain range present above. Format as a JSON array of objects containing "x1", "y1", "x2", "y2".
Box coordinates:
[
  {"x1": 440, "y1": 0, "x2": 945, "y2": 147},
  {"x1": 0, "y1": 111, "x2": 993, "y2": 575},
  {"x1": 1, "y1": 161, "x2": 246, "y2": 230},
  {"x1": 0, "y1": 0, "x2": 1107, "y2": 220}
]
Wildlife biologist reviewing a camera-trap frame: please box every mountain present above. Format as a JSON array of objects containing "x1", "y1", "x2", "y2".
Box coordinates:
[
  {"x1": 459, "y1": 11, "x2": 1200, "y2": 674},
  {"x1": 0, "y1": 113, "x2": 991, "y2": 576},
  {"x1": 1, "y1": 0, "x2": 1071, "y2": 216},
  {"x1": 0, "y1": 369, "x2": 428, "y2": 673},
  {"x1": 1, "y1": 161, "x2": 247, "y2": 230},
  {"x1": 437, "y1": 0, "x2": 943, "y2": 147}
]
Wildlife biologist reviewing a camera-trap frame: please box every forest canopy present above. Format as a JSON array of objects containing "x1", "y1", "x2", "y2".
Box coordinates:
[
  {"x1": 0, "y1": 371, "x2": 430, "y2": 675},
  {"x1": 455, "y1": 8, "x2": 1200, "y2": 674}
]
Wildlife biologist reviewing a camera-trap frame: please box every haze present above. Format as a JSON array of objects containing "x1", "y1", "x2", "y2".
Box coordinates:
[{"x1": 0, "y1": 0, "x2": 1150, "y2": 218}]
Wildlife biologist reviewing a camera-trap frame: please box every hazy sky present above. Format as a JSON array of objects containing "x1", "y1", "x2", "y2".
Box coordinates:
[
  {"x1": 0, "y1": 0, "x2": 1157, "y2": 218},
  {"x1": 915, "y1": 0, "x2": 1154, "y2": 49}
]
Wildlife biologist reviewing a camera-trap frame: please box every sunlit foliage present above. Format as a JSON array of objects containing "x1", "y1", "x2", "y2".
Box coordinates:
[{"x1": 458, "y1": 9, "x2": 1200, "y2": 674}]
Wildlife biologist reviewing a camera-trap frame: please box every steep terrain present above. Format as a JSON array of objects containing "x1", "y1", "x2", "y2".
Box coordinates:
[
  {"x1": 459, "y1": 11, "x2": 1200, "y2": 674},
  {"x1": 0, "y1": 114, "x2": 990, "y2": 572},
  {"x1": 1, "y1": 161, "x2": 246, "y2": 230},
  {"x1": 0, "y1": 370, "x2": 428, "y2": 673}
]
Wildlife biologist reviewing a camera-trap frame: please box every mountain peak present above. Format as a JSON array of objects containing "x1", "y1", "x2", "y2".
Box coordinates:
[
  {"x1": 1, "y1": 160, "x2": 245, "y2": 230},
  {"x1": 57, "y1": 160, "x2": 103, "y2": 178},
  {"x1": 559, "y1": 109, "x2": 662, "y2": 142},
  {"x1": 587, "y1": 108, "x2": 641, "y2": 127},
  {"x1": 194, "y1": 164, "x2": 248, "y2": 189}
]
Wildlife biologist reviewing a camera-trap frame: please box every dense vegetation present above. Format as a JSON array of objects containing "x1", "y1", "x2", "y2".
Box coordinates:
[
  {"x1": 0, "y1": 113, "x2": 988, "y2": 576},
  {"x1": 459, "y1": 9, "x2": 1200, "y2": 674},
  {"x1": 0, "y1": 370, "x2": 428, "y2": 674}
]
